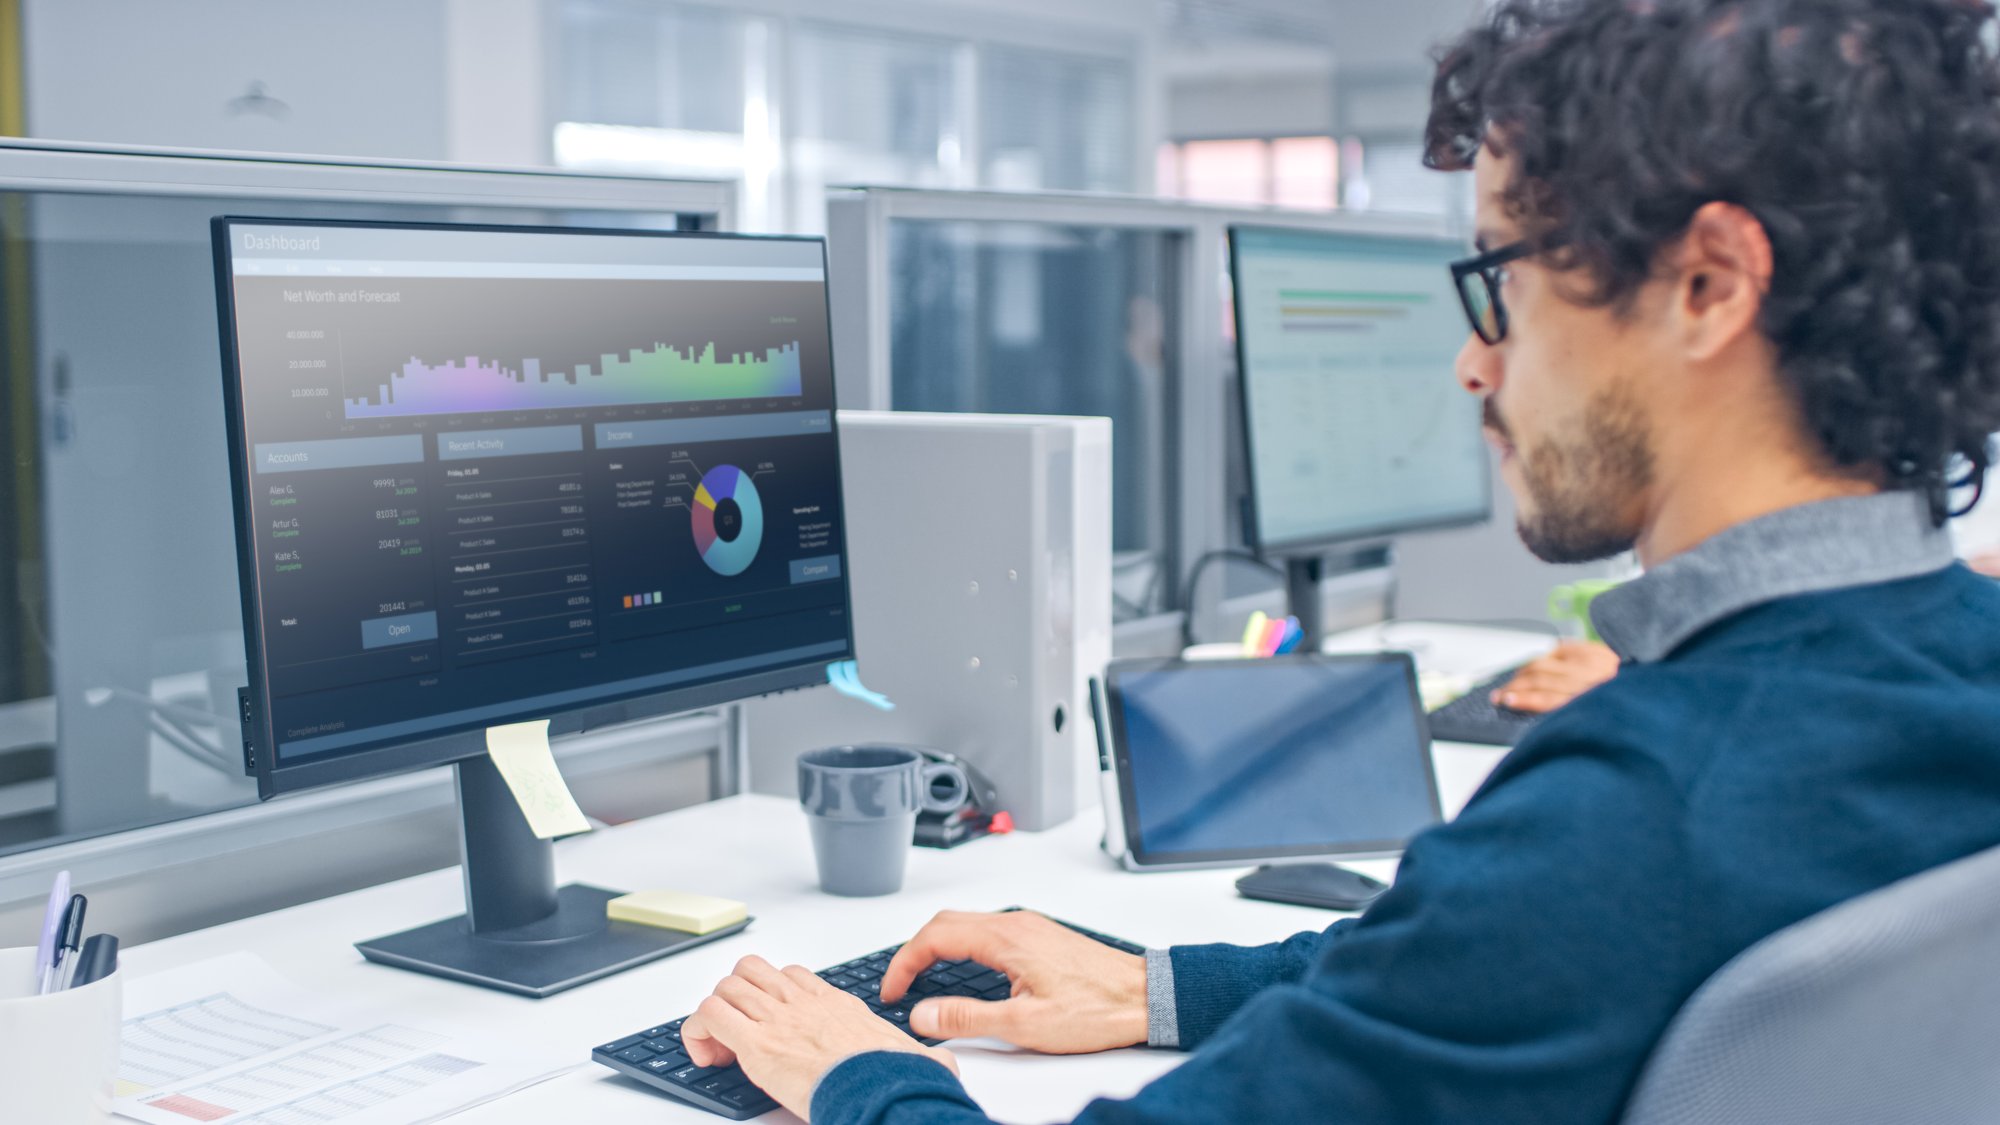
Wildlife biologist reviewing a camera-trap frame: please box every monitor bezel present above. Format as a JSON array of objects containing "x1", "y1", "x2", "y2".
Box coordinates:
[
  {"x1": 1228, "y1": 223, "x2": 1494, "y2": 558},
  {"x1": 211, "y1": 215, "x2": 856, "y2": 800},
  {"x1": 1101, "y1": 653, "x2": 1443, "y2": 869}
]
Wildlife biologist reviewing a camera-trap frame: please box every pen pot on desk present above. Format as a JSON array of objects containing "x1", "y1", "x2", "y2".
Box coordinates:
[{"x1": 0, "y1": 945, "x2": 122, "y2": 1121}]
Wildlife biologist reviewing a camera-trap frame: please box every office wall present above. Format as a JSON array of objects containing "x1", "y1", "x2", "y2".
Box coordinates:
[
  {"x1": 1168, "y1": 70, "x2": 1336, "y2": 140},
  {"x1": 23, "y1": 0, "x2": 450, "y2": 159}
]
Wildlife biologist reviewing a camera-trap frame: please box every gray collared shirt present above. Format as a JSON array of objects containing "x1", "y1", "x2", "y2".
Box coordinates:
[
  {"x1": 1590, "y1": 491, "x2": 1957, "y2": 664},
  {"x1": 1143, "y1": 490, "x2": 1957, "y2": 1049}
]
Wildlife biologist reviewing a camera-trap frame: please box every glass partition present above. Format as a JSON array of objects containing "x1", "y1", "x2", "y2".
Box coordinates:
[
  {"x1": 828, "y1": 188, "x2": 1464, "y2": 649},
  {"x1": 0, "y1": 152, "x2": 725, "y2": 858},
  {"x1": 886, "y1": 219, "x2": 1182, "y2": 620}
]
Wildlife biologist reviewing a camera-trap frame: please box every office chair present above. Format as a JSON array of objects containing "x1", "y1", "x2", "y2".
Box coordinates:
[{"x1": 1619, "y1": 840, "x2": 2000, "y2": 1125}]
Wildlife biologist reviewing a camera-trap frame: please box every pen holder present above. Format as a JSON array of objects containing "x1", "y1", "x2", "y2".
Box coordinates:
[{"x1": 0, "y1": 945, "x2": 122, "y2": 1122}]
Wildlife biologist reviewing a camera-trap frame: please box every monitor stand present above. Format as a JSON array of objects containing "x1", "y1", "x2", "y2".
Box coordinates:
[
  {"x1": 1282, "y1": 543, "x2": 1395, "y2": 653},
  {"x1": 355, "y1": 754, "x2": 748, "y2": 998},
  {"x1": 1284, "y1": 555, "x2": 1328, "y2": 653}
]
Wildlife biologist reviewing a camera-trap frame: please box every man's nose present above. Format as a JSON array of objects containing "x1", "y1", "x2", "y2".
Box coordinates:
[{"x1": 1456, "y1": 333, "x2": 1500, "y2": 397}]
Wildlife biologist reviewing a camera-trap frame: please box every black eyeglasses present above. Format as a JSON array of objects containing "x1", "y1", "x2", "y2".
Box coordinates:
[{"x1": 1450, "y1": 241, "x2": 1534, "y2": 346}]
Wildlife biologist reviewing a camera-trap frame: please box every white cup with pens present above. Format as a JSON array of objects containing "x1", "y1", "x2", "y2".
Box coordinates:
[{"x1": 1, "y1": 870, "x2": 123, "y2": 1121}]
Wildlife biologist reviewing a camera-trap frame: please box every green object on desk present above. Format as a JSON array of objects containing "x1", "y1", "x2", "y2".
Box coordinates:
[{"x1": 1548, "y1": 578, "x2": 1622, "y2": 642}]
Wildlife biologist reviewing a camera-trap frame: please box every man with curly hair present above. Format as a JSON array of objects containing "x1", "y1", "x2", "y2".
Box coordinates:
[{"x1": 675, "y1": 2, "x2": 2000, "y2": 1121}]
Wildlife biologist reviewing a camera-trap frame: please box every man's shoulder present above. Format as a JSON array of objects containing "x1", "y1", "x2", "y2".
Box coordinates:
[
  {"x1": 1514, "y1": 565, "x2": 2000, "y2": 782},
  {"x1": 1691, "y1": 561, "x2": 2000, "y2": 658}
]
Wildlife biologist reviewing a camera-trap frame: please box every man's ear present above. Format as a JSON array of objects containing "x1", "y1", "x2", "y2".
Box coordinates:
[{"x1": 1674, "y1": 201, "x2": 1773, "y2": 362}]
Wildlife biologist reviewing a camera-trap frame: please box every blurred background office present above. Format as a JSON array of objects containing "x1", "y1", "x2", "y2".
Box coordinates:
[{"x1": 0, "y1": 0, "x2": 1991, "y2": 946}]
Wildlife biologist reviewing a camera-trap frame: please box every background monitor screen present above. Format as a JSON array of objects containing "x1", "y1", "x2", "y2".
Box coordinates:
[
  {"x1": 215, "y1": 219, "x2": 853, "y2": 793},
  {"x1": 1231, "y1": 226, "x2": 1490, "y2": 553},
  {"x1": 1108, "y1": 656, "x2": 1440, "y2": 864}
]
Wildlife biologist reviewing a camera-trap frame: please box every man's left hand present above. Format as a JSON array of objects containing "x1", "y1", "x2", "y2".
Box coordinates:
[{"x1": 681, "y1": 955, "x2": 959, "y2": 1120}]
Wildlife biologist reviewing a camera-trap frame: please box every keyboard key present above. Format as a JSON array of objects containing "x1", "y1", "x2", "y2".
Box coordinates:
[
  {"x1": 720, "y1": 1089, "x2": 767, "y2": 1110},
  {"x1": 616, "y1": 1046, "x2": 656, "y2": 1064},
  {"x1": 642, "y1": 1052, "x2": 690, "y2": 1074},
  {"x1": 696, "y1": 1072, "x2": 749, "y2": 1095},
  {"x1": 670, "y1": 1062, "x2": 723, "y2": 1085},
  {"x1": 642, "y1": 1024, "x2": 676, "y2": 1038},
  {"x1": 963, "y1": 970, "x2": 1008, "y2": 992},
  {"x1": 980, "y1": 985, "x2": 1011, "y2": 1001},
  {"x1": 883, "y1": 1007, "x2": 911, "y2": 1025},
  {"x1": 643, "y1": 1038, "x2": 678, "y2": 1053}
]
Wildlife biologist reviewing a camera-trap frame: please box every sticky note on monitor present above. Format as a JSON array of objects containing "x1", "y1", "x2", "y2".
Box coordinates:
[
  {"x1": 608, "y1": 890, "x2": 749, "y2": 935},
  {"x1": 485, "y1": 719, "x2": 591, "y2": 840}
]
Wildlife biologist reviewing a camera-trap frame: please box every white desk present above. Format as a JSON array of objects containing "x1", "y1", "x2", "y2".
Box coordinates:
[
  {"x1": 119, "y1": 624, "x2": 1533, "y2": 1123},
  {"x1": 119, "y1": 766, "x2": 1506, "y2": 1123}
]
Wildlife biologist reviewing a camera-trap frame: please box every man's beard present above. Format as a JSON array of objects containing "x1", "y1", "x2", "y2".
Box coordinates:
[{"x1": 1486, "y1": 390, "x2": 1654, "y2": 564}]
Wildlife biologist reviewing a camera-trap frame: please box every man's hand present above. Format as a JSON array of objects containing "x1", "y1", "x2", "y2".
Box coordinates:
[
  {"x1": 682, "y1": 955, "x2": 957, "y2": 1120},
  {"x1": 1492, "y1": 640, "x2": 1620, "y2": 714},
  {"x1": 879, "y1": 910, "x2": 1149, "y2": 1053}
]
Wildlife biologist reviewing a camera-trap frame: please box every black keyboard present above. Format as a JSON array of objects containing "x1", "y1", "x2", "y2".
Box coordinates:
[
  {"x1": 1426, "y1": 666, "x2": 1541, "y2": 746},
  {"x1": 591, "y1": 910, "x2": 1143, "y2": 1119}
]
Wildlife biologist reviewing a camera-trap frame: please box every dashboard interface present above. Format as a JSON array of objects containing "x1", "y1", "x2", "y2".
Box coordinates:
[{"x1": 216, "y1": 221, "x2": 852, "y2": 765}]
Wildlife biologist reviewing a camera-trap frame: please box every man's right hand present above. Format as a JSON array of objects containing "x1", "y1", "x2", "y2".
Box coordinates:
[{"x1": 879, "y1": 909, "x2": 1150, "y2": 1054}]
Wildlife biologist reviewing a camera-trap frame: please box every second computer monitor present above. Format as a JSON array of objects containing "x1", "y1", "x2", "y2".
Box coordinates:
[{"x1": 1230, "y1": 226, "x2": 1489, "y2": 555}]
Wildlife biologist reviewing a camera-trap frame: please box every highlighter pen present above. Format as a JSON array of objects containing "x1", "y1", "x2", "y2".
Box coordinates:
[{"x1": 1241, "y1": 611, "x2": 1270, "y2": 655}]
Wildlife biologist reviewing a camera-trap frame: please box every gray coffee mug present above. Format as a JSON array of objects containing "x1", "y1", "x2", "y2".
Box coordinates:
[{"x1": 798, "y1": 746, "x2": 959, "y2": 896}]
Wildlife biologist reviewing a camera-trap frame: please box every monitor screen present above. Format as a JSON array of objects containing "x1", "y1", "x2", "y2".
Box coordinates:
[
  {"x1": 1230, "y1": 226, "x2": 1490, "y2": 553},
  {"x1": 214, "y1": 218, "x2": 853, "y2": 794},
  {"x1": 1104, "y1": 655, "x2": 1440, "y2": 865}
]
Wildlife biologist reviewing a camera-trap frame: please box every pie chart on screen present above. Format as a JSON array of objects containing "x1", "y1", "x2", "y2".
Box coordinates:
[{"x1": 691, "y1": 464, "x2": 764, "y2": 577}]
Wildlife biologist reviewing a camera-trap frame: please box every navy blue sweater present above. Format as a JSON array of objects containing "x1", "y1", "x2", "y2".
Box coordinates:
[{"x1": 814, "y1": 565, "x2": 2000, "y2": 1124}]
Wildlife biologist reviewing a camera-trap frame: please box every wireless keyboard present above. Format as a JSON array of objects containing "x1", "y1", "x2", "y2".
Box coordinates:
[
  {"x1": 591, "y1": 911, "x2": 1143, "y2": 1119},
  {"x1": 1426, "y1": 665, "x2": 1541, "y2": 746}
]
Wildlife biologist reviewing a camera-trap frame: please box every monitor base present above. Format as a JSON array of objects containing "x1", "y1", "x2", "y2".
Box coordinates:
[{"x1": 356, "y1": 883, "x2": 751, "y2": 998}]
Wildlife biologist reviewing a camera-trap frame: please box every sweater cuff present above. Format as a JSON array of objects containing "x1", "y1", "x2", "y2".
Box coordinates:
[
  {"x1": 1145, "y1": 947, "x2": 1181, "y2": 1048},
  {"x1": 811, "y1": 1050, "x2": 975, "y2": 1125}
]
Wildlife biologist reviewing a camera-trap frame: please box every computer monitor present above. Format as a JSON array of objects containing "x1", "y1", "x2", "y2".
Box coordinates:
[
  {"x1": 211, "y1": 217, "x2": 853, "y2": 995},
  {"x1": 1228, "y1": 225, "x2": 1490, "y2": 645}
]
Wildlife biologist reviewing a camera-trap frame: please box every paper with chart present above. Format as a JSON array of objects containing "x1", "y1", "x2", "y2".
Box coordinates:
[{"x1": 111, "y1": 953, "x2": 571, "y2": 1124}]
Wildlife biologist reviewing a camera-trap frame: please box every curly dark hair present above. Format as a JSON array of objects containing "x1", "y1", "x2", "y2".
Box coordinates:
[{"x1": 1425, "y1": 0, "x2": 2000, "y2": 520}]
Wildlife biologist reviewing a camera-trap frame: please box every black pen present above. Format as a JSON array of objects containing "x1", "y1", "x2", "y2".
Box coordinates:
[
  {"x1": 51, "y1": 894, "x2": 86, "y2": 990},
  {"x1": 67, "y1": 934, "x2": 119, "y2": 989}
]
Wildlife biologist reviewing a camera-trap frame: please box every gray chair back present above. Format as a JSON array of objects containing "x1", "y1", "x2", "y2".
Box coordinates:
[{"x1": 1620, "y1": 841, "x2": 2000, "y2": 1125}]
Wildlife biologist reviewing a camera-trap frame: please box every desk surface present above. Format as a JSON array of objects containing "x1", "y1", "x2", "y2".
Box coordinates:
[
  {"x1": 122, "y1": 746, "x2": 1506, "y2": 1123},
  {"x1": 121, "y1": 622, "x2": 1530, "y2": 1123}
]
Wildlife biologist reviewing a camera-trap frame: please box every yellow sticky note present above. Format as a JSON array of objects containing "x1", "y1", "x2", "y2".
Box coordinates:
[
  {"x1": 608, "y1": 890, "x2": 748, "y2": 935},
  {"x1": 485, "y1": 719, "x2": 591, "y2": 840}
]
